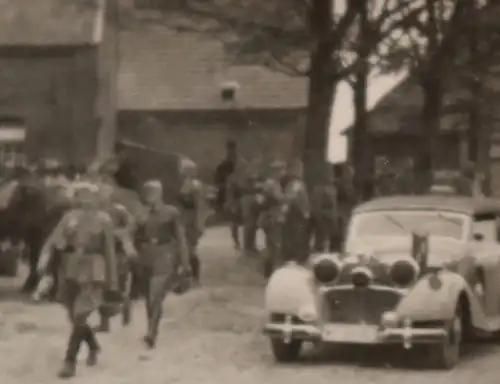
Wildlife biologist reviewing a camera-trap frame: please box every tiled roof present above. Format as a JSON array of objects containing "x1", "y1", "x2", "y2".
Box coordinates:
[
  {"x1": 118, "y1": 25, "x2": 308, "y2": 110},
  {"x1": 0, "y1": 0, "x2": 105, "y2": 46}
]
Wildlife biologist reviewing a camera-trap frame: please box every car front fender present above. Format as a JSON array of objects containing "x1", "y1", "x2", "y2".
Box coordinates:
[
  {"x1": 265, "y1": 262, "x2": 317, "y2": 316},
  {"x1": 396, "y1": 271, "x2": 474, "y2": 322}
]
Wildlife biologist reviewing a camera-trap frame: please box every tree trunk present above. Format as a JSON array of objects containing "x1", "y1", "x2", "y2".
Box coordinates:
[
  {"x1": 302, "y1": 0, "x2": 335, "y2": 189},
  {"x1": 351, "y1": 0, "x2": 372, "y2": 201},
  {"x1": 466, "y1": 6, "x2": 491, "y2": 195},
  {"x1": 418, "y1": 74, "x2": 443, "y2": 192},
  {"x1": 302, "y1": 48, "x2": 336, "y2": 189}
]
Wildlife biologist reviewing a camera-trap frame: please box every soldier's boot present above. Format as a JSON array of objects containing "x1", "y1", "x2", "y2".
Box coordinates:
[
  {"x1": 84, "y1": 325, "x2": 100, "y2": 367},
  {"x1": 58, "y1": 361, "x2": 76, "y2": 379},
  {"x1": 190, "y1": 255, "x2": 201, "y2": 287},
  {"x1": 122, "y1": 299, "x2": 132, "y2": 326},
  {"x1": 86, "y1": 349, "x2": 100, "y2": 367},
  {"x1": 143, "y1": 335, "x2": 156, "y2": 349},
  {"x1": 58, "y1": 326, "x2": 83, "y2": 378}
]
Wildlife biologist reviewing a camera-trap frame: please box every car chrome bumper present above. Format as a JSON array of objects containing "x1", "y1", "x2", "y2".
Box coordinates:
[{"x1": 263, "y1": 323, "x2": 448, "y2": 345}]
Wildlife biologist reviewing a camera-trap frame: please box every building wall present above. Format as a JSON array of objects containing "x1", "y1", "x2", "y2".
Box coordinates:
[
  {"x1": 0, "y1": 47, "x2": 100, "y2": 165},
  {"x1": 118, "y1": 108, "x2": 305, "y2": 182},
  {"x1": 369, "y1": 133, "x2": 461, "y2": 171}
]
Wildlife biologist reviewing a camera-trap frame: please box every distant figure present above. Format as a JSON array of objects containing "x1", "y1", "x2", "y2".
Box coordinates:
[
  {"x1": 282, "y1": 159, "x2": 310, "y2": 264},
  {"x1": 178, "y1": 158, "x2": 207, "y2": 286},
  {"x1": 241, "y1": 162, "x2": 264, "y2": 253},
  {"x1": 310, "y1": 164, "x2": 339, "y2": 252},
  {"x1": 224, "y1": 160, "x2": 245, "y2": 250},
  {"x1": 214, "y1": 140, "x2": 237, "y2": 210},
  {"x1": 259, "y1": 161, "x2": 287, "y2": 277}
]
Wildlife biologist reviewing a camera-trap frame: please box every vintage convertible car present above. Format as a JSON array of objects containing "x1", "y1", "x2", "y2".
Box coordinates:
[{"x1": 263, "y1": 194, "x2": 500, "y2": 369}]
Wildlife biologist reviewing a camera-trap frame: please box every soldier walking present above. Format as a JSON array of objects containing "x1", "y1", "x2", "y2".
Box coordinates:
[
  {"x1": 178, "y1": 158, "x2": 206, "y2": 286},
  {"x1": 282, "y1": 159, "x2": 310, "y2": 264},
  {"x1": 225, "y1": 160, "x2": 245, "y2": 250},
  {"x1": 96, "y1": 180, "x2": 137, "y2": 332},
  {"x1": 259, "y1": 161, "x2": 287, "y2": 278},
  {"x1": 310, "y1": 165, "x2": 339, "y2": 252},
  {"x1": 135, "y1": 180, "x2": 190, "y2": 349},
  {"x1": 241, "y1": 163, "x2": 263, "y2": 254},
  {"x1": 36, "y1": 181, "x2": 119, "y2": 378}
]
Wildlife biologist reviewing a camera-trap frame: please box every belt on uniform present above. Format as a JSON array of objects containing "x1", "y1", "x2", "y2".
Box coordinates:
[{"x1": 139, "y1": 238, "x2": 172, "y2": 246}]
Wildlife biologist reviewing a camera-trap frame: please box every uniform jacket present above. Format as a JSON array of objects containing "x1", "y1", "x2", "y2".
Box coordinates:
[
  {"x1": 178, "y1": 179, "x2": 207, "y2": 237},
  {"x1": 311, "y1": 184, "x2": 338, "y2": 221},
  {"x1": 259, "y1": 178, "x2": 286, "y2": 226},
  {"x1": 39, "y1": 209, "x2": 118, "y2": 287},
  {"x1": 224, "y1": 173, "x2": 243, "y2": 213},
  {"x1": 284, "y1": 177, "x2": 310, "y2": 220},
  {"x1": 136, "y1": 203, "x2": 188, "y2": 275}
]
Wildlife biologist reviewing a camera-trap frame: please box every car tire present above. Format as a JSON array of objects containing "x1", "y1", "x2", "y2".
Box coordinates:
[
  {"x1": 270, "y1": 338, "x2": 302, "y2": 362},
  {"x1": 427, "y1": 306, "x2": 462, "y2": 370}
]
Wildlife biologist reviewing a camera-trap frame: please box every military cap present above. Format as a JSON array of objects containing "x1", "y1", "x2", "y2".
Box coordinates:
[
  {"x1": 179, "y1": 157, "x2": 197, "y2": 176},
  {"x1": 71, "y1": 181, "x2": 100, "y2": 194},
  {"x1": 143, "y1": 179, "x2": 163, "y2": 190}
]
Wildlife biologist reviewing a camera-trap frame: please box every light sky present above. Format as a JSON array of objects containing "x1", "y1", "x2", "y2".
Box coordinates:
[
  {"x1": 326, "y1": 0, "x2": 418, "y2": 164},
  {"x1": 326, "y1": 70, "x2": 408, "y2": 164}
]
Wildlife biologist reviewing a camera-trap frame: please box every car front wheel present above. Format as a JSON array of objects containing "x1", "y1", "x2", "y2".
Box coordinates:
[
  {"x1": 270, "y1": 338, "x2": 303, "y2": 362},
  {"x1": 428, "y1": 308, "x2": 462, "y2": 370}
]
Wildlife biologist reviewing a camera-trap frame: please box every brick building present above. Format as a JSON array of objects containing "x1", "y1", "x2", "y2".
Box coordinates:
[
  {"x1": 0, "y1": 0, "x2": 119, "y2": 174},
  {"x1": 117, "y1": 23, "x2": 308, "y2": 182}
]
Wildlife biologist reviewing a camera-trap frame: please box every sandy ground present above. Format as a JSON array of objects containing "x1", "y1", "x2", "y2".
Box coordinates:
[{"x1": 0, "y1": 227, "x2": 499, "y2": 383}]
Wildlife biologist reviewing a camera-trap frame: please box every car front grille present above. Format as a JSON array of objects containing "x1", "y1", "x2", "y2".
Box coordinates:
[
  {"x1": 324, "y1": 287, "x2": 402, "y2": 325},
  {"x1": 269, "y1": 313, "x2": 306, "y2": 325}
]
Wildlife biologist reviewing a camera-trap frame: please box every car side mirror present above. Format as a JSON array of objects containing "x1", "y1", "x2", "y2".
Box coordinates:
[{"x1": 473, "y1": 233, "x2": 484, "y2": 242}]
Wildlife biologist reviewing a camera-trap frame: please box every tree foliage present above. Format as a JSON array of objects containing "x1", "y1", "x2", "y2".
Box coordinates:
[
  {"x1": 165, "y1": 1, "x2": 422, "y2": 79},
  {"x1": 159, "y1": 0, "x2": 423, "y2": 186}
]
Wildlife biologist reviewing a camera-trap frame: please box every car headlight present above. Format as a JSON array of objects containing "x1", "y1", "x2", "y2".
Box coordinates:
[
  {"x1": 313, "y1": 257, "x2": 342, "y2": 284},
  {"x1": 390, "y1": 259, "x2": 420, "y2": 288},
  {"x1": 298, "y1": 306, "x2": 318, "y2": 322},
  {"x1": 351, "y1": 266, "x2": 374, "y2": 287}
]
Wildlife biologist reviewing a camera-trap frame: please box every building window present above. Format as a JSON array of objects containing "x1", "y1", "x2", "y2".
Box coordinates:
[{"x1": 0, "y1": 118, "x2": 27, "y2": 176}]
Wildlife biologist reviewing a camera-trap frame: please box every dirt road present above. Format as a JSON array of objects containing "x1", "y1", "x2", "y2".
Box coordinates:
[{"x1": 0, "y1": 227, "x2": 498, "y2": 383}]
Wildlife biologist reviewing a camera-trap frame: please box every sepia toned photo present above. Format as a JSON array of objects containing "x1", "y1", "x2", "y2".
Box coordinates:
[{"x1": 0, "y1": 0, "x2": 498, "y2": 383}]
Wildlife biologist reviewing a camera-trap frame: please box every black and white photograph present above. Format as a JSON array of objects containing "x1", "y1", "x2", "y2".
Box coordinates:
[{"x1": 0, "y1": 0, "x2": 498, "y2": 382}]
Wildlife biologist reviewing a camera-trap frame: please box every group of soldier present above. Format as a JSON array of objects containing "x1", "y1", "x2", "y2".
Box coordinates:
[
  {"x1": 12, "y1": 156, "x2": 207, "y2": 379},
  {"x1": 219, "y1": 152, "x2": 351, "y2": 278}
]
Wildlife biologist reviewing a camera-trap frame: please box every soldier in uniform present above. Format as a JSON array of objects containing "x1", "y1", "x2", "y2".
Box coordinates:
[
  {"x1": 36, "y1": 181, "x2": 119, "y2": 378},
  {"x1": 259, "y1": 161, "x2": 287, "y2": 277},
  {"x1": 310, "y1": 165, "x2": 339, "y2": 252},
  {"x1": 135, "y1": 180, "x2": 190, "y2": 349},
  {"x1": 282, "y1": 159, "x2": 310, "y2": 264},
  {"x1": 224, "y1": 160, "x2": 245, "y2": 250},
  {"x1": 178, "y1": 158, "x2": 206, "y2": 286},
  {"x1": 96, "y1": 179, "x2": 138, "y2": 332},
  {"x1": 240, "y1": 163, "x2": 263, "y2": 254}
]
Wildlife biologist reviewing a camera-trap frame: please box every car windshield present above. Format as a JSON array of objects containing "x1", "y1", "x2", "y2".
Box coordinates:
[{"x1": 348, "y1": 210, "x2": 467, "y2": 242}]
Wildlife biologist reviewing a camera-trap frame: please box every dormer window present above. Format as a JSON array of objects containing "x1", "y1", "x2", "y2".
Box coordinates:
[{"x1": 220, "y1": 81, "x2": 239, "y2": 102}]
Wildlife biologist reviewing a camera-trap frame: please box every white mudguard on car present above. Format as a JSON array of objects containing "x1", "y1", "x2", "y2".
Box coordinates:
[{"x1": 265, "y1": 262, "x2": 317, "y2": 317}]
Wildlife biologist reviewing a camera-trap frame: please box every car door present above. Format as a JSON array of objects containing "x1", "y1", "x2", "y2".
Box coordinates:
[{"x1": 470, "y1": 212, "x2": 500, "y2": 317}]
